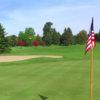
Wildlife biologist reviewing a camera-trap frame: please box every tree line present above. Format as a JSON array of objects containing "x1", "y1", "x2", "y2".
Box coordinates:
[
  {"x1": 0, "y1": 22, "x2": 100, "y2": 54},
  {"x1": 6, "y1": 22, "x2": 91, "y2": 47}
]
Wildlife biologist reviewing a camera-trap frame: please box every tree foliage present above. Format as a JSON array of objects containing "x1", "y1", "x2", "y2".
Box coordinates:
[
  {"x1": 18, "y1": 31, "x2": 25, "y2": 41},
  {"x1": 59, "y1": 34, "x2": 63, "y2": 45},
  {"x1": 6, "y1": 35, "x2": 19, "y2": 46},
  {"x1": 45, "y1": 33, "x2": 52, "y2": 46},
  {"x1": 62, "y1": 27, "x2": 73, "y2": 46},
  {"x1": 52, "y1": 29, "x2": 60, "y2": 45},
  {"x1": 98, "y1": 30, "x2": 100, "y2": 43},
  {"x1": 36, "y1": 34, "x2": 42, "y2": 45},
  {"x1": 95, "y1": 33, "x2": 99, "y2": 42},
  {"x1": 18, "y1": 28, "x2": 36, "y2": 46},
  {"x1": 42, "y1": 22, "x2": 53, "y2": 41},
  {"x1": 25, "y1": 42, "x2": 30, "y2": 46},
  {"x1": 25, "y1": 28, "x2": 35, "y2": 36},
  {"x1": 41, "y1": 42, "x2": 45, "y2": 46},
  {"x1": 76, "y1": 30, "x2": 88, "y2": 44},
  {"x1": 67, "y1": 27, "x2": 73, "y2": 44},
  {"x1": 0, "y1": 23, "x2": 11, "y2": 54},
  {"x1": 17, "y1": 40, "x2": 24, "y2": 48},
  {"x1": 33, "y1": 41, "x2": 38, "y2": 47},
  {"x1": 28, "y1": 36, "x2": 36, "y2": 46},
  {"x1": 11, "y1": 35, "x2": 17, "y2": 47}
]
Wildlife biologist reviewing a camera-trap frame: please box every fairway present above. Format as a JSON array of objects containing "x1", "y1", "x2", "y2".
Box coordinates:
[{"x1": 0, "y1": 44, "x2": 100, "y2": 100}]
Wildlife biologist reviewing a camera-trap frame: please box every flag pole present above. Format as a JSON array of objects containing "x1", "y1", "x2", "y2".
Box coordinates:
[{"x1": 91, "y1": 41, "x2": 93, "y2": 100}]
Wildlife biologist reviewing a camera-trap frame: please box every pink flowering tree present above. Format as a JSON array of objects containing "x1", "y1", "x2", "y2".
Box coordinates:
[
  {"x1": 17, "y1": 40, "x2": 24, "y2": 48},
  {"x1": 33, "y1": 41, "x2": 38, "y2": 48},
  {"x1": 41, "y1": 42, "x2": 45, "y2": 47}
]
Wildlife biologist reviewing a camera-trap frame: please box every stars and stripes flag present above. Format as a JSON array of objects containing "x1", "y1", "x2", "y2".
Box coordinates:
[{"x1": 85, "y1": 18, "x2": 96, "y2": 54}]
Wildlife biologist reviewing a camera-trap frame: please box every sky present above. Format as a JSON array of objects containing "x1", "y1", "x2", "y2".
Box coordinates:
[{"x1": 0, "y1": 0, "x2": 100, "y2": 37}]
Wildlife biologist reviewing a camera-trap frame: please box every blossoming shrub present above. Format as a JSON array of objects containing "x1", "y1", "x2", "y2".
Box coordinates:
[
  {"x1": 17, "y1": 40, "x2": 24, "y2": 48},
  {"x1": 33, "y1": 41, "x2": 38, "y2": 48},
  {"x1": 41, "y1": 42, "x2": 45, "y2": 46}
]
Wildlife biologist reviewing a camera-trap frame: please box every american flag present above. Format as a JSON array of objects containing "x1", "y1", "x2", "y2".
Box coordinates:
[{"x1": 85, "y1": 18, "x2": 96, "y2": 54}]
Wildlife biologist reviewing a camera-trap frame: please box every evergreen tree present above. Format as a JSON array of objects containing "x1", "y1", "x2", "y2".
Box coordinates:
[
  {"x1": 98, "y1": 30, "x2": 100, "y2": 43},
  {"x1": 95, "y1": 33, "x2": 99, "y2": 42},
  {"x1": 7, "y1": 35, "x2": 19, "y2": 46},
  {"x1": 45, "y1": 33, "x2": 52, "y2": 46},
  {"x1": 62, "y1": 28, "x2": 73, "y2": 46},
  {"x1": 42, "y1": 22, "x2": 53, "y2": 41},
  {"x1": 0, "y1": 23, "x2": 11, "y2": 53},
  {"x1": 67, "y1": 27, "x2": 73, "y2": 44},
  {"x1": 52, "y1": 29, "x2": 60, "y2": 45},
  {"x1": 73, "y1": 35, "x2": 77, "y2": 45},
  {"x1": 11, "y1": 35, "x2": 17, "y2": 47}
]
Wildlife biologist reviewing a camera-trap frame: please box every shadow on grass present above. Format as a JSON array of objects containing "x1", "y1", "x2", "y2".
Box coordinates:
[{"x1": 38, "y1": 94, "x2": 48, "y2": 100}]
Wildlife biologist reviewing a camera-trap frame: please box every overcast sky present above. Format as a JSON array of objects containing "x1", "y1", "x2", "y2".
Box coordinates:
[{"x1": 0, "y1": 0, "x2": 100, "y2": 37}]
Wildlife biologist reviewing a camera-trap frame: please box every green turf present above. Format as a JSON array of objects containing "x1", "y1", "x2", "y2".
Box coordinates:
[{"x1": 0, "y1": 43, "x2": 100, "y2": 100}]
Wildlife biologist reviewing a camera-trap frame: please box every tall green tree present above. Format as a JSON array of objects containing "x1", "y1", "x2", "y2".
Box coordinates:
[
  {"x1": 6, "y1": 35, "x2": 19, "y2": 46},
  {"x1": 73, "y1": 35, "x2": 77, "y2": 45},
  {"x1": 62, "y1": 28, "x2": 73, "y2": 46},
  {"x1": 6, "y1": 35, "x2": 13, "y2": 46},
  {"x1": 76, "y1": 30, "x2": 88, "y2": 44},
  {"x1": 95, "y1": 33, "x2": 99, "y2": 42},
  {"x1": 52, "y1": 29, "x2": 60, "y2": 45},
  {"x1": 42, "y1": 22, "x2": 53, "y2": 41},
  {"x1": 45, "y1": 33, "x2": 52, "y2": 46},
  {"x1": 18, "y1": 31, "x2": 25, "y2": 41},
  {"x1": 98, "y1": 30, "x2": 100, "y2": 43},
  {"x1": 25, "y1": 28, "x2": 35, "y2": 36},
  {"x1": 11, "y1": 35, "x2": 17, "y2": 47},
  {"x1": 67, "y1": 27, "x2": 73, "y2": 44},
  {"x1": 60, "y1": 34, "x2": 63, "y2": 45},
  {"x1": 0, "y1": 23, "x2": 11, "y2": 53},
  {"x1": 18, "y1": 31, "x2": 29, "y2": 43},
  {"x1": 36, "y1": 34, "x2": 42, "y2": 45}
]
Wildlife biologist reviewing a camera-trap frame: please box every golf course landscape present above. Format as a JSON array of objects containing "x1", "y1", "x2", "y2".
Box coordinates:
[{"x1": 0, "y1": 43, "x2": 100, "y2": 100}]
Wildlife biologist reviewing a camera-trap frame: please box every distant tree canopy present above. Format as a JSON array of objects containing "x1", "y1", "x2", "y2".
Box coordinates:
[
  {"x1": 36, "y1": 34, "x2": 42, "y2": 45},
  {"x1": 6, "y1": 21, "x2": 100, "y2": 48},
  {"x1": 98, "y1": 30, "x2": 100, "y2": 43},
  {"x1": 76, "y1": 30, "x2": 88, "y2": 44},
  {"x1": 6, "y1": 35, "x2": 19, "y2": 46},
  {"x1": 0, "y1": 23, "x2": 11, "y2": 53},
  {"x1": 42, "y1": 22, "x2": 53, "y2": 42},
  {"x1": 95, "y1": 33, "x2": 99, "y2": 42},
  {"x1": 62, "y1": 27, "x2": 73, "y2": 46},
  {"x1": 45, "y1": 33, "x2": 52, "y2": 46},
  {"x1": 18, "y1": 28, "x2": 36, "y2": 46},
  {"x1": 25, "y1": 28, "x2": 35, "y2": 36},
  {"x1": 52, "y1": 28, "x2": 60, "y2": 45},
  {"x1": 18, "y1": 31, "x2": 26, "y2": 41},
  {"x1": 11, "y1": 35, "x2": 18, "y2": 47}
]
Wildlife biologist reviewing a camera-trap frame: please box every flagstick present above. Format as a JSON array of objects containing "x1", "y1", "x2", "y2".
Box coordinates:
[{"x1": 91, "y1": 42, "x2": 93, "y2": 100}]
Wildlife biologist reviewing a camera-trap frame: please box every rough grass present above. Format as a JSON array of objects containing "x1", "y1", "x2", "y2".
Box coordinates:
[{"x1": 0, "y1": 43, "x2": 100, "y2": 100}]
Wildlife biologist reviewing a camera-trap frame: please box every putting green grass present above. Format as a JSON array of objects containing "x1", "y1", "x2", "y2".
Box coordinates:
[{"x1": 0, "y1": 43, "x2": 100, "y2": 100}]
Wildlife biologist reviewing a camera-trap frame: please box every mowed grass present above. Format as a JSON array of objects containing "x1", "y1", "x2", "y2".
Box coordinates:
[{"x1": 0, "y1": 43, "x2": 100, "y2": 100}]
